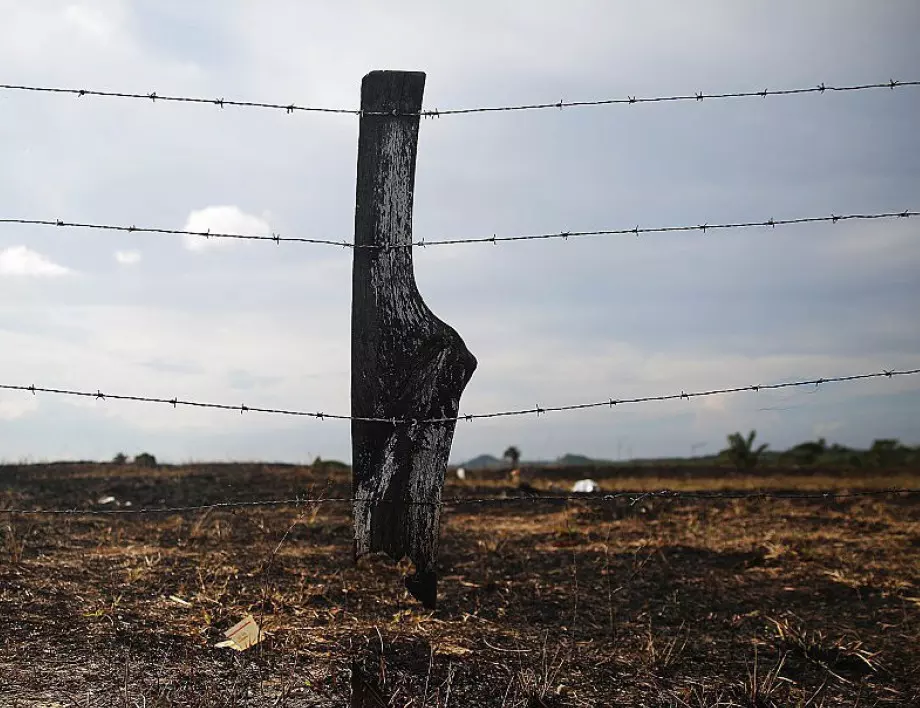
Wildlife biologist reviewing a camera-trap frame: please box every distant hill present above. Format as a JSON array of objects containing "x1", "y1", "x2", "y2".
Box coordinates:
[
  {"x1": 555, "y1": 453, "x2": 608, "y2": 466},
  {"x1": 458, "y1": 452, "x2": 615, "y2": 469},
  {"x1": 456, "y1": 454, "x2": 504, "y2": 470}
]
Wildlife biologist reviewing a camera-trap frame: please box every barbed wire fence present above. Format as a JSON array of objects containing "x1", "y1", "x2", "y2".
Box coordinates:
[
  {"x1": 0, "y1": 74, "x2": 918, "y2": 511},
  {"x1": 0, "y1": 74, "x2": 917, "y2": 500},
  {"x1": 2, "y1": 71, "x2": 920, "y2": 705}
]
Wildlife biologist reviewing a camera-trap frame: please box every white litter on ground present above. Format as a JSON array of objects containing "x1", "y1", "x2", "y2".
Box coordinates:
[
  {"x1": 215, "y1": 614, "x2": 265, "y2": 651},
  {"x1": 571, "y1": 479, "x2": 600, "y2": 493}
]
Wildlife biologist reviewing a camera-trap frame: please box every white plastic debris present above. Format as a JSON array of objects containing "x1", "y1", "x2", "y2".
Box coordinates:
[
  {"x1": 571, "y1": 479, "x2": 600, "y2": 494},
  {"x1": 215, "y1": 614, "x2": 264, "y2": 651},
  {"x1": 456, "y1": 467, "x2": 466, "y2": 480},
  {"x1": 96, "y1": 496, "x2": 132, "y2": 507}
]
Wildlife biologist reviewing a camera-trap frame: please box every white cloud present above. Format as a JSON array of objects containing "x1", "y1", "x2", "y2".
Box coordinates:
[
  {"x1": 63, "y1": 4, "x2": 119, "y2": 43},
  {"x1": 114, "y1": 250, "x2": 141, "y2": 265},
  {"x1": 181, "y1": 206, "x2": 271, "y2": 252},
  {"x1": 0, "y1": 246, "x2": 71, "y2": 277}
]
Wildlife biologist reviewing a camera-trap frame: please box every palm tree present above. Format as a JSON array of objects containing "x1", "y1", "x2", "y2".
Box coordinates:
[
  {"x1": 503, "y1": 446, "x2": 521, "y2": 469},
  {"x1": 722, "y1": 430, "x2": 768, "y2": 470}
]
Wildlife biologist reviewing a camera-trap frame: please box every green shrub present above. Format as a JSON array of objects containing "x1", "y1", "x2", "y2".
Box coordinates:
[{"x1": 133, "y1": 452, "x2": 157, "y2": 468}]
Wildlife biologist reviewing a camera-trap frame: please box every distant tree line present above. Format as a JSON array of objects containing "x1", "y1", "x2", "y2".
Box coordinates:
[
  {"x1": 719, "y1": 431, "x2": 918, "y2": 471},
  {"x1": 106, "y1": 435, "x2": 917, "y2": 474},
  {"x1": 112, "y1": 452, "x2": 157, "y2": 467}
]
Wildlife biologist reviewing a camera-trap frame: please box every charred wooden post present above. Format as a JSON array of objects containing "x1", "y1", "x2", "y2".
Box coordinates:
[{"x1": 351, "y1": 70, "x2": 477, "y2": 609}]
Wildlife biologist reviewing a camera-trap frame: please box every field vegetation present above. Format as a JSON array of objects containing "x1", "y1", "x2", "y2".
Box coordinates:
[{"x1": 1, "y1": 451, "x2": 918, "y2": 706}]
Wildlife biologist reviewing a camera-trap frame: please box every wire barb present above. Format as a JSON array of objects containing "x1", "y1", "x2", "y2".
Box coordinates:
[{"x1": 1, "y1": 368, "x2": 916, "y2": 425}]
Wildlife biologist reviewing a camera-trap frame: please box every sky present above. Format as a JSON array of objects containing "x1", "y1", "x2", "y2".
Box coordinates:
[{"x1": 0, "y1": 1, "x2": 918, "y2": 465}]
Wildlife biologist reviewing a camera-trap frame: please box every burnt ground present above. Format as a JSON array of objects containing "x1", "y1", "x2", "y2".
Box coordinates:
[{"x1": 1, "y1": 463, "x2": 918, "y2": 707}]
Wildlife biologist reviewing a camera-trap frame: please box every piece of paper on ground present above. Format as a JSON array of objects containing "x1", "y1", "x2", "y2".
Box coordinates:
[{"x1": 215, "y1": 614, "x2": 264, "y2": 651}]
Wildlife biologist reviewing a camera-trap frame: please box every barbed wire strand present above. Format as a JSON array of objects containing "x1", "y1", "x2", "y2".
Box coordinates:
[
  {"x1": 1, "y1": 368, "x2": 917, "y2": 425},
  {"x1": 424, "y1": 80, "x2": 920, "y2": 116},
  {"x1": 1, "y1": 79, "x2": 917, "y2": 117},
  {"x1": 0, "y1": 217, "x2": 349, "y2": 247},
  {"x1": 1, "y1": 210, "x2": 914, "y2": 250},
  {"x1": 416, "y1": 211, "x2": 916, "y2": 247},
  {"x1": 4, "y1": 488, "x2": 917, "y2": 516}
]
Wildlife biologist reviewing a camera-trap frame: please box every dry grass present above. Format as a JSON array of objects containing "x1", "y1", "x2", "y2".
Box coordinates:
[{"x1": 0, "y1": 462, "x2": 918, "y2": 706}]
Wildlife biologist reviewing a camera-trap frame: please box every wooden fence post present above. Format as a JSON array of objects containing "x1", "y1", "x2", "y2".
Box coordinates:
[{"x1": 351, "y1": 70, "x2": 477, "y2": 609}]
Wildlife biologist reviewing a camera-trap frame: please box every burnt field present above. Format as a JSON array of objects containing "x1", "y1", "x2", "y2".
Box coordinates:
[{"x1": 1, "y1": 462, "x2": 919, "y2": 707}]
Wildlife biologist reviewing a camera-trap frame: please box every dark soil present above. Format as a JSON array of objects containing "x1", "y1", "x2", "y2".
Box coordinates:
[{"x1": 1, "y1": 463, "x2": 918, "y2": 706}]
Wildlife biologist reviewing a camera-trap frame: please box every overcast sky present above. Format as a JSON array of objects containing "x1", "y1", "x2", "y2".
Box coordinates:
[{"x1": 1, "y1": 1, "x2": 918, "y2": 465}]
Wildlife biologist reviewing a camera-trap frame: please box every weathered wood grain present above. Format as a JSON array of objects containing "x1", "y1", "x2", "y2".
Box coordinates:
[{"x1": 351, "y1": 70, "x2": 477, "y2": 609}]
